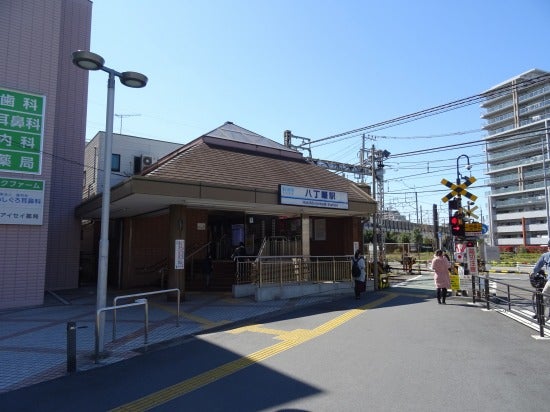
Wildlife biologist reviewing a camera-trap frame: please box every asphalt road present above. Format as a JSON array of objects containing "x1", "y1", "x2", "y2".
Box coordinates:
[{"x1": 1, "y1": 276, "x2": 549, "y2": 412}]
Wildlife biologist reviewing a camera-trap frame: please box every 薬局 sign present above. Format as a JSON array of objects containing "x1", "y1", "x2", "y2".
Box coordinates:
[
  {"x1": 0, "y1": 87, "x2": 45, "y2": 174},
  {"x1": 279, "y1": 184, "x2": 348, "y2": 210},
  {"x1": 0, "y1": 178, "x2": 45, "y2": 225}
]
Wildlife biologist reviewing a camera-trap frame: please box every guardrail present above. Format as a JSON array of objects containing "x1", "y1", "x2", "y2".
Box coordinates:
[
  {"x1": 471, "y1": 274, "x2": 548, "y2": 337},
  {"x1": 96, "y1": 299, "x2": 148, "y2": 361},
  {"x1": 112, "y1": 288, "x2": 181, "y2": 340}
]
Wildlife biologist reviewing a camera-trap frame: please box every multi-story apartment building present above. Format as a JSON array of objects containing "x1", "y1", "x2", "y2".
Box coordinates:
[{"x1": 483, "y1": 69, "x2": 550, "y2": 247}]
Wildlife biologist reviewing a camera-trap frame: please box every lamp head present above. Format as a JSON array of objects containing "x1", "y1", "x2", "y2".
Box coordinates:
[
  {"x1": 72, "y1": 51, "x2": 104, "y2": 71},
  {"x1": 120, "y1": 71, "x2": 148, "y2": 88}
]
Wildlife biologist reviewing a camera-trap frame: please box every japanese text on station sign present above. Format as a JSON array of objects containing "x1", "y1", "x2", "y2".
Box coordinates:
[{"x1": 0, "y1": 87, "x2": 45, "y2": 174}]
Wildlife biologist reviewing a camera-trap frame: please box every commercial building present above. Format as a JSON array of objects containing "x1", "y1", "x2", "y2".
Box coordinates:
[
  {"x1": 0, "y1": 0, "x2": 91, "y2": 309},
  {"x1": 483, "y1": 69, "x2": 550, "y2": 247}
]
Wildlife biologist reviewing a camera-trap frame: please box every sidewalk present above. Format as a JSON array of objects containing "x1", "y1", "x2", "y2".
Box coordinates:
[{"x1": 0, "y1": 287, "x2": 342, "y2": 394}]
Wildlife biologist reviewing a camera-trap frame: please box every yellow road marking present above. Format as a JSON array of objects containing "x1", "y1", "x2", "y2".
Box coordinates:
[
  {"x1": 149, "y1": 301, "x2": 229, "y2": 329},
  {"x1": 110, "y1": 293, "x2": 397, "y2": 412}
]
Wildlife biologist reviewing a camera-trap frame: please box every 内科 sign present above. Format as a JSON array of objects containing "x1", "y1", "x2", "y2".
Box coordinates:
[
  {"x1": 0, "y1": 177, "x2": 44, "y2": 225},
  {"x1": 0, "y1": 87, "x2": 45, "y2": 174}
]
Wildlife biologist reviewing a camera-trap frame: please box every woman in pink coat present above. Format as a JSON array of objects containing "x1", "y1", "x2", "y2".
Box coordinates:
[{"x1": 431, "y1": 249, "x2": 451, "y2": 304}]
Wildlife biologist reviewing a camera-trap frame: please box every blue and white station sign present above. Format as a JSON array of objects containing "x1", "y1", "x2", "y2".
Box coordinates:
[{"x1": 279, "y1": 184, "x2": 349, "y2": 210}]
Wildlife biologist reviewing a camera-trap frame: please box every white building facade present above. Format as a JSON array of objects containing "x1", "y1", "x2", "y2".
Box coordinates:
[
  {"x1": 483, "y1": 69, "x2": 550, "y2": 247},
  {"x1": 83, "y1": 132, "x2": 181, "y2": 199}
]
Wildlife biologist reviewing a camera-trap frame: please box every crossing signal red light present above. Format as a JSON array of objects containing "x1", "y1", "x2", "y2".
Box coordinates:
[{"x1": 450, "y1": 213, "x2": 465, "y2": 237}]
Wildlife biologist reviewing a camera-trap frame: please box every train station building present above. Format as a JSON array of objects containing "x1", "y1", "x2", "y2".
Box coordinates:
[{"x1": 76, "y1": 122, "x2": 377, "y2": 298}]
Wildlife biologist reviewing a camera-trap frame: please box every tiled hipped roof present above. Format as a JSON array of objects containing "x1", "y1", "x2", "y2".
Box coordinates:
[{"x1": 145, "y1": 126, "x2": 373, "y2": 204}]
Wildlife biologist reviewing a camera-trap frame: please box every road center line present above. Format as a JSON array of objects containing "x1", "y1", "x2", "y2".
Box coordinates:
[{"x1": 110, "y1": 293, "x2": 397, "y2": 412}]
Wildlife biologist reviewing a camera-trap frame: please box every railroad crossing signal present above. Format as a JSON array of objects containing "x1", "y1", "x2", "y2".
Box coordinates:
[
  {"x1": 463, "y1": 205, "x2": 479, "y2": 220},
  {"x1": 441, "y1": 176, "x2": 477, "y2": 203}
]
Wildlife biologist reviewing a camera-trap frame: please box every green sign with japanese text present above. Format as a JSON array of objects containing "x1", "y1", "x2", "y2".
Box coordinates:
[{"x1": 0, "y1": 87, "x2": 45, "y2": 174}]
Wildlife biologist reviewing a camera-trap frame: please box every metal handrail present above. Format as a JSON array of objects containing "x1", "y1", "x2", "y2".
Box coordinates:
[
  {"x1": 187, "y1": 241, "x2": 212, "y2": 260},
  {"x1": 96, "y1": 300, "x2": 148, "y2": 361},
  {"x1": 236, "y1": 255, "x2": 355, "y2": 286},
  {"x1": 112, "y1": 288, "x2": 180, "y2": 340},
  {"x1": 471, "y1": 273, "x2": 548, "y2": 337}
]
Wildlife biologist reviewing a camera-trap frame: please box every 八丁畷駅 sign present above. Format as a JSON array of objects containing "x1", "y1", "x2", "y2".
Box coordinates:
[{"x1": 0, "y1": 87, "x2": 45, "y2": 174}]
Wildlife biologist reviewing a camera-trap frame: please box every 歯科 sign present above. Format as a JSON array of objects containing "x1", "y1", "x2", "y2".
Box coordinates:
[
  {"x1": 0, "y1": 177, "x2": 44, "y2": 225},
  {"x1": 0, "y1": 87, "x2": 45, "y2": 174}
]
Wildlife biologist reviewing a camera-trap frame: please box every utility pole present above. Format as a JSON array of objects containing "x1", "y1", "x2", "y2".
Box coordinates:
[
  {"x1": 360, "y1": 134, "x2": 366, "y2": 183},
  {"x1": 415, "y1": 192, "x2": 418, "y2": 224},
  {"x1": 371, "y1": 145, "x2": 378, "y2": 290}
]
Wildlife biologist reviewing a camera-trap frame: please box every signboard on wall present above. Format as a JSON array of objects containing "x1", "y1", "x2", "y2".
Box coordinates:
[
  {"x1": 279, "y1": 184, "x2": 348, "y2": 210},
  {"x1": 0, "y1": 177, "x2": 44, "y2": 225},
  {"x1": 175, "y1": 239, "x2": 185, "y2": 269},
  {"x1": 0, "y1": 87, "x2": 45, "y2": 174}
]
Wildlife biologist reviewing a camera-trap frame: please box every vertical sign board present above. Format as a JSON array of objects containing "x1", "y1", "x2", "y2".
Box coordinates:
[
  {"x1": 175, "y1": 239, "x2": 185, "y2": 269},
  {"x1": 466, "y1": 247, "x2": 478, "y2": 277},
  {"x1": 0, "y1": 87, "x2": 45, "y2": 174},
  {"x1": 0, "y1": 178, "x2": 44, "y2": 225}
]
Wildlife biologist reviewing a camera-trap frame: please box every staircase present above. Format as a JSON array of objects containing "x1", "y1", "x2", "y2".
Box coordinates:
[{"x1": 185, "y1": 260, "x2": 235, "y2": 291}]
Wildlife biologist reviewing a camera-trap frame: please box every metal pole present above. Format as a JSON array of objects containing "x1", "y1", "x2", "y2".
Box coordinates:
[
  {"x1": 541, "y1": 128, "x2": 550, "y2": 239},
  {"x1": 96, "y1": 72, "x2": 116, "y2": 354},
  {"x1": 372, "y1": 145, "x2": 378, "y2": 290},
  {"x1": 67, "y1": 321, "x2": 77, "y2": 373},
  {"x1": 484, "y1": 273, "x2": 490, "y2": 310}
]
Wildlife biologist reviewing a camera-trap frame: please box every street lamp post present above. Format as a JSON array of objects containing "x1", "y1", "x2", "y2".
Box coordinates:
[
  {"x1": 72, "y1": 51, "x2": 147, "y2": 355},
  {"x1": 456, "y1": 154, "x2": 471, "y2": 185}
]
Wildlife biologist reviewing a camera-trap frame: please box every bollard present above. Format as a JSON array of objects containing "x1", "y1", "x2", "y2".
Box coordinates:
[
  {"x1": 484, "y1": 276, "x2": 490, "y2": 310},
  {"x1": 536, "y1": 292, "x2": 545, "y2": 338},
  {"x1": 67, "y1": 321, "x2": 77, "y2": 373}
]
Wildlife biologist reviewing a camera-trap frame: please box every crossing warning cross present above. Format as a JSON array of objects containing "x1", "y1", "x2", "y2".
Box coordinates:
[
  {"x1": 463, "y1": 205, "x2": 479, "y2": 219},
  {"x1": 441, "y1": 176, "x2": 477, "y2": 203}
]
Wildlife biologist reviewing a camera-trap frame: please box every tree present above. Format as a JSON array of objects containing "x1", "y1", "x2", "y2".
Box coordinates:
[
  {"x1": 412, "y1": 228, "x2": 423, "y2": 248},
  {"x1": 400, "y1": 233, "x2": 411, "y2": 244}
]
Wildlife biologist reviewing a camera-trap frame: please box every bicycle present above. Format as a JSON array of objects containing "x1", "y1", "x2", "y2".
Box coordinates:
[{"x1": 530, "y1": 270, "x2": 549, "y2": 323}]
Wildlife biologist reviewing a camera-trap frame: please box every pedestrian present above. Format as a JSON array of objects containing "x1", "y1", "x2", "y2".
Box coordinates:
[
  {"x1": 532, "y1": 240, "x2": 550, "y2": 298},
  {"x1": 431, "y1": 249, "x2": 451, "y2": 304},
  {"x1": 232, "y1": 242, "x2": 246, "y2": 281},
  {"x1": 203, "y1": 252, "x2": 213, "y2": 289},
  {"x1": 352, "y1": 250, "x2": 366, "y2": 299}
]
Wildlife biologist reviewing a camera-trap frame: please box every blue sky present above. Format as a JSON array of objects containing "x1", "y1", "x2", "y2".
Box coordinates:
[{"x1": 84, "y1": 0, "x2": 550, "y2": 226}]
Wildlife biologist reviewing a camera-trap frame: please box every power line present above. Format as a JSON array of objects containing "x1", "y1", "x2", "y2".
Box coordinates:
[{"x1": 308, "y1": 72, "x2": 550, "y2": 145}]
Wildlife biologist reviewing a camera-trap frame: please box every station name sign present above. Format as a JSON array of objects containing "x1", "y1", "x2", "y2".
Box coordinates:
[{"x1": 279, "y1": 184, "x2": 348, "y2": 210}]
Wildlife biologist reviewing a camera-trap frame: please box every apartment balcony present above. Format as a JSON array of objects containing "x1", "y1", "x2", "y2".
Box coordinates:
[
  {"x1": 518, "y1": 84, "x2": 550, "y2": 104},
  {"x1": 488, "y1": 147, "x2": 541, "y2": 164},
  {"x1": 482, "y1": 99, "x2": 514, "y2": 118},
  {"x1": 495, "y1": 222, "x2": 548, "y2": 233},
  {"x1": 494, "y1": 236, "x2": 547, "y2": 247},
  {"x1": 494, "y1": 208, "x2": 548, "y2": 220}
]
